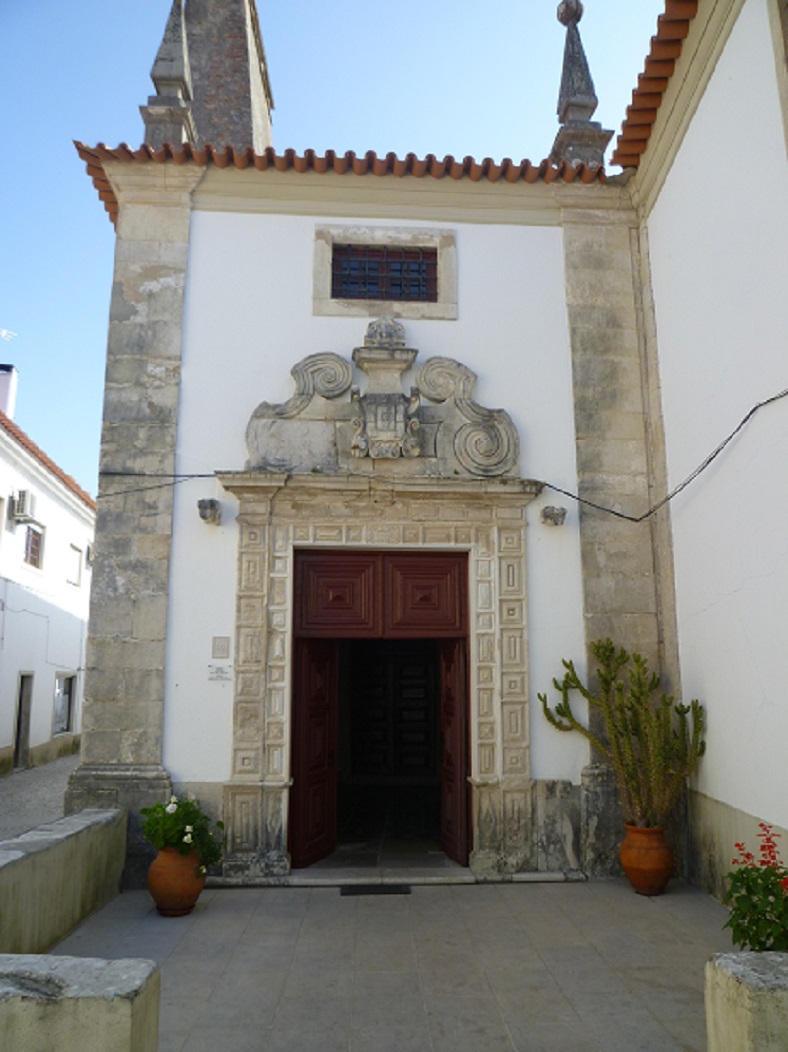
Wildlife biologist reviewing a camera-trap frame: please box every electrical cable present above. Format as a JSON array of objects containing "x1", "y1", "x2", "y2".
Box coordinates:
[
  {"x1": 542, "y1": 387, "x2": 788, "y2": 522},
  {"x1": 95, "y1": 388, "x2": 788, "y2": 519}
]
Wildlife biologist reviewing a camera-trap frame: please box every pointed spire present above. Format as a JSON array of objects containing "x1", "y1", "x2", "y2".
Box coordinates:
[
  {"x1": 140, "y1": 0, "x2": 196, "y2": 147},
  {"x1": 549, "y1": 1, "x2": 612, "y2": 169}
]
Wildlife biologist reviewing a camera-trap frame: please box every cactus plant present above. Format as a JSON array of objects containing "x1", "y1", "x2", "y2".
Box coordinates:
[{"x1": 538, "y1": 638, "x2": 705, "y2": 828}]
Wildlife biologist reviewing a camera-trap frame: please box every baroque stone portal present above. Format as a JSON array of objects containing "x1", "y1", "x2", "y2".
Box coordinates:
[{"x1": 219, "y1": 317, "x2": 542, "y2": 879}]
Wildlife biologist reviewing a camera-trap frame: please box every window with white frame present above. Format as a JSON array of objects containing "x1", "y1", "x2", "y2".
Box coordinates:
[
  {"x1": 67, "y1": 544, "x2": 82, "y2": 586},
  {"x1": 53, "y1": 673, "x2": 76, "y2": 734},
  {"x1": 313, "y1": 225, "x2": 457, "y2": 320},
  {"x1": 24, "y1": 525, "x2": 43, "y2": 568}
]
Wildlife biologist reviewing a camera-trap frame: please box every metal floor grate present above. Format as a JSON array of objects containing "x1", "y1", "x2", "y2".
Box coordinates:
[{"x1": 340, "y1": 884, "x2": 412, "y2": 896}]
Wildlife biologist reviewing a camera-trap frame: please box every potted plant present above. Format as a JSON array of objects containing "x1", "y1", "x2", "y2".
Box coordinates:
[
  {"x1": 140, "y1": 795, "x2": 224, "y2": 916},
  {"x1": 724, "y1": 823, "x2": 788, "y2": 950},
  {"x1": 539, "y1": 638, "x2": 705, "y2": 895}
]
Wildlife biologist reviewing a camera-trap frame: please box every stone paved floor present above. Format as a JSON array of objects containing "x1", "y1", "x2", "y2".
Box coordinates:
[
  {"x1": 0, "y1": 753, "x2": 78, "y2": 840},
  {"x1": 54, "y1": 878, "x2": 734, "y2": 1051}
]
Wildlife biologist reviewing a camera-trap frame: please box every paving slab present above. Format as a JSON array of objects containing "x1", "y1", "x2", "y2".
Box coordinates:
[{"x1": 53, "y1": 878, "x2": 734, "y2": 1051}]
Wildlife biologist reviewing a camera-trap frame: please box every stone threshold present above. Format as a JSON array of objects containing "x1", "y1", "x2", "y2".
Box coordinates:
[{"x1": 207, "y1": 868, "x2": 587, "y2": 888}]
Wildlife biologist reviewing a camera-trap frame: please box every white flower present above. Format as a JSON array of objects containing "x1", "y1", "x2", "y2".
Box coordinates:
[
  {"x1": 165, "y1": 802, "x2": 177, "y2": 814},
  {"x1": 183, "y1": 833, "x2": 193, "y2": 844},
  {"x1": 185, "y1": 825, "x2": 193, "y2": 833}
]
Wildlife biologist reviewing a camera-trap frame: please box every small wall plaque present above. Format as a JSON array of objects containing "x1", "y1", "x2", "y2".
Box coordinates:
[{"x1": 212, "y1": 636, "x2": 231, "y2": 660}]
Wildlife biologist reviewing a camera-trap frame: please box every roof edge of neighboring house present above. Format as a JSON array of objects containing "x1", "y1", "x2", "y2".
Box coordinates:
[{"x1": 0, "y1": 410, "x2": 96, "y2": 513}]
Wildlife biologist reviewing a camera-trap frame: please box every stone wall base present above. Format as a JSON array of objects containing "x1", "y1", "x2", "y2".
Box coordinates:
[
  {"x1": 581, "y1": 763, "x2": 624, "y2": 877},
  {"x1": 65, "y1": 765, "x2": 172, "y2": 889},
  {"x1": 0, "y1": 735, "x2": 80, "y2": 780},
  {"x1": 688, "y1": 791, "x2": 788, "y2": 901}
]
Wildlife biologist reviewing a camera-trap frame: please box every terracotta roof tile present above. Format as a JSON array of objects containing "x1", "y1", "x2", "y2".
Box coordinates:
[
  {"x1": 0, "y1": 411, "x2": 96, "y2": 511},
  {"x1": 75, "y1": 143, "x2": 606, "y2": 227},
  {"x1": 611, "y1": 0, "x2": 699, "y2": 168}
]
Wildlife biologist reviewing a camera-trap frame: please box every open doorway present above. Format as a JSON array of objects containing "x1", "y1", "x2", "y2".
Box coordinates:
[
  {"x1": 289, "y1": 549, "x2": 469, "y2": 871},
  {"x1": 290, "y1": 635, "x2": 467, "y2": 870},
  {"x1": 14, "y1": 674, "x2": 33, "y2": 770},
  {"x1": 334, "y1": 638, "x2": 442, "y2": 865}
]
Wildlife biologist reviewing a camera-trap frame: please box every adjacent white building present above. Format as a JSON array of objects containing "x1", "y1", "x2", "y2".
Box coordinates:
[{"x1": 0, "y1": 366, "x2": 95, "y2": 774}]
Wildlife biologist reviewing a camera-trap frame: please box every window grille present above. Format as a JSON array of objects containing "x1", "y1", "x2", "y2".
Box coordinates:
[{"x1": 331, "y1": 244, "x2": 438, "y2": 302}]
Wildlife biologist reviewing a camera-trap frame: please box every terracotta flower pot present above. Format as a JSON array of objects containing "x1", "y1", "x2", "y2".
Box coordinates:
[
  {"x1": 147, "y1": 847, "x2": 206, "y2": 916},
  {"x1": 619, "y1": 824, "x2": 674, "y2": 896}
]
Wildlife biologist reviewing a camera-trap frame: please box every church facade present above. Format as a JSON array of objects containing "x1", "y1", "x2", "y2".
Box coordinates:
[{"x1": 68, "y1": 0, "x2": 788, "y2": 893}]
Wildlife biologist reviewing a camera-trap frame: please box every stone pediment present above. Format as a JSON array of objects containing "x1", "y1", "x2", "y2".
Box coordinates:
[{"x1": 245, "y1": 316, "x2": 520, "y2": 478}]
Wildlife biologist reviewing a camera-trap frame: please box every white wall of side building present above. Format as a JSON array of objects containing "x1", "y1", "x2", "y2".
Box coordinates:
[
  {"x1": 0, "y1": 425, "x2": 94, "y2": 768},
  {"x1": 647, "y1": 0, "x2": 788, "y2": 827},
  {"x1": 162, "y1": 210, "x2": 589, "y2": 787}
]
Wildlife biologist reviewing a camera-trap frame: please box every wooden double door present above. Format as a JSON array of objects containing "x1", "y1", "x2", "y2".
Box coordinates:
[{"x1": 290, "y1": 551, "x2": 469, "y2": 869}]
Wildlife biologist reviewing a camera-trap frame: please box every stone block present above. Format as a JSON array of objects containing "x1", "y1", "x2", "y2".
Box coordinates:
[
  {"x1": 0, "y1": 955, "x2": 159, "y2": 1052},
  {"x1": 80, "y1": 730, "x2": 124, "y2": 765},
  {"x1": 0, "y1": 811, "x2": 125, "y2": 954},
  {"x1": 534, "y1": 779, "x2": 581, "y2": 871},
  {"x1": 581, "y1": 763, "x2": 623, "y2": 877},
  {"x1": 706, "y1": 953, "x2": 788, "y2": 1052}
]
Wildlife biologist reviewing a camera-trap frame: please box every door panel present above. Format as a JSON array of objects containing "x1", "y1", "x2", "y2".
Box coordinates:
[
  {"x1": 295, "y1": 552, "x2": 381, "y2": 637},
  {"x1": 384, "y1": 553, "x2": 467, "y2": 637},
  {"x1": 290, "y1": 639, "x2": 339, "y2": 867},
  {"x1": 439, "y1": 639, "x2": 469, "y2": 865}
]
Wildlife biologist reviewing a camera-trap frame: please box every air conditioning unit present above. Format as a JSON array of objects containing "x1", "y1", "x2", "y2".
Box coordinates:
[{"x1": 12, "y1": 489, "x2": 36, "y2": 522}]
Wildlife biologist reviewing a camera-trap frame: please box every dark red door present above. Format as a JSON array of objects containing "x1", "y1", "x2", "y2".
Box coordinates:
[
  {"x1": 291, "y1": 551, "x2": 469, "y2": 868},
  {"x1": 439, "y1": 639, "x2": 468, "y2": 865},
  {"x1": 290, "y1": 639, "x2": 339, "y2": 868}
]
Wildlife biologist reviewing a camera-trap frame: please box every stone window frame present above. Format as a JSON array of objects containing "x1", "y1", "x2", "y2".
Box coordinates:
[{"x1": 313, "y1": 225, "x2": 458, "y2": 320}]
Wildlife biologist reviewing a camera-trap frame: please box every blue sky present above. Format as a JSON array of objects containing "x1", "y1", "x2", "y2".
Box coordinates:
[{"x1": 0, "y1": 0, "x2": 663, "y2": 495}]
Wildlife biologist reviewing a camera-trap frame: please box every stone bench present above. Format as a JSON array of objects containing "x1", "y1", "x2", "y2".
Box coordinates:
[
  {"x1": 706, "y1": 952, "x2": 788, "y2": 1051},
  {"x1": 0, "y1": 955, "x2": 159, "y2": 1052},
  {"x1": 0, "y1": 809, "x2": 126, "y2": 953}
]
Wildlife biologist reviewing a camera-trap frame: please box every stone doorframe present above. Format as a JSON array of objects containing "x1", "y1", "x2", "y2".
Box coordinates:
[{"x1": 216, "y1": 471, "x2": 542, "y2": 879}]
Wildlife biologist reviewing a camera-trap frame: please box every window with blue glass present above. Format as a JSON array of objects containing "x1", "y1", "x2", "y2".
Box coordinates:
[{"x1": 331, "y1": 244, "x2": 438, "y2": 302}]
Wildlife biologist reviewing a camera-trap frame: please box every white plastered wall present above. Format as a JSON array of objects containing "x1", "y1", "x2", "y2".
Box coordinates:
[
  {"x1": 164, "y1": 210, "x2": 588, "y2": 785},
  {"x1": 647, "y1": 0, "x2": 788, "y2": 827},
  {"x1": 0, "y1": 438, "x2": 93, "y2": 753}
]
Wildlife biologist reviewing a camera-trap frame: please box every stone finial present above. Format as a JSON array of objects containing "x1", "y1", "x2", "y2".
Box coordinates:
[
  {"x1": 140, "y1": 0, "x2": 197, "y2": 146},
  {"x1": 557, "y1": 0, "x2": 583, "y2": 27},
  {"x1": 363, "y1": 315, "x2": 407, "y2": 349},
  {"x1": 549, "y1": 0, "x2": 613, "y2": 168}
]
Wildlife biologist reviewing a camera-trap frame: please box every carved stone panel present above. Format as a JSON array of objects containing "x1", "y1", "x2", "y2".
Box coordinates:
[{"x1": 244, "y1": 317, "x2": 520, "y2": 479}]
